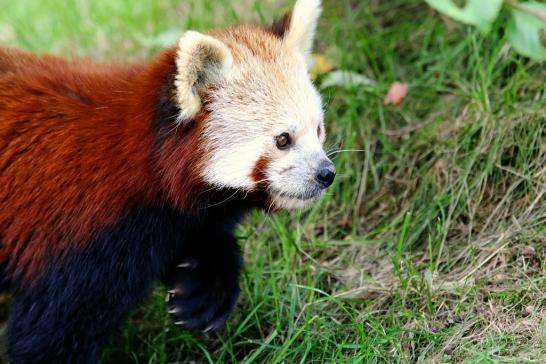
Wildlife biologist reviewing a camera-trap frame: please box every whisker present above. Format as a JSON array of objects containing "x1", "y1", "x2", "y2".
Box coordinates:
[
  {"x1": 327, "y1": 149, "x2": 366, "y2": 157},
  {"x1": 266, "y1": 199, "x2": 276, "y2": 214},
  {"x1": 198, "y1": 175, "x2": 273, "y2": 200},
  {"x1": 325, "y1": 143, "x2": 343, "y2": 156},
  {"x1": 201, "y1": 188, "x2": 242, "y2": 209}
]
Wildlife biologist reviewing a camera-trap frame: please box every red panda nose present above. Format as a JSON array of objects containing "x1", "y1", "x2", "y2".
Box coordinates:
[{"x1": 316, "y1": 160, "x2": 336, "y2": 188}]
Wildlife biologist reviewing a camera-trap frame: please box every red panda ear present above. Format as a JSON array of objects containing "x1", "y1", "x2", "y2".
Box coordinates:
[
  {"x1": 175, "y1": 31, "x2": 233, "y2": 122},
  {"x1": 283, "y1": 0, "x2": 322, "y2": 66},
  {"x1": 270, "y1": 12, "x2": 292, "y2": 39}
]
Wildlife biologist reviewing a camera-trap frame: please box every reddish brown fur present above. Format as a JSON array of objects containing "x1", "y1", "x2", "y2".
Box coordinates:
[
  {"x1": 0, "y1": 47, "x2": 207, "y2": 279},
  {"x1": 250, "y1": 155, "x2": 270, "y2": 185}
]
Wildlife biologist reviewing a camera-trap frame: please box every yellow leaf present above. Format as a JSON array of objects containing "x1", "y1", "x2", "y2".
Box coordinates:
[{"x1": 309, "y1": 53, "x2": 333, "y2": 79}]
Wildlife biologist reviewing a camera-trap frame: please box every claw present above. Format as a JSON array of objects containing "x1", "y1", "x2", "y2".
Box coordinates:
[
  {"x1": 174, "y1": 320, "x2": 186, "y2": 326},
  {"x1": 165, "y1": 289, "x2": 179, "y2": 302},
  {"x1": 203, "y1": 325, "x2": 215, "y2": 333},
  {"x1": 177, "y1": 262, "x2": 193, "y2": 268},
  {"x1": 168, "y1": 307, "x2": 180, "y2": 314}
]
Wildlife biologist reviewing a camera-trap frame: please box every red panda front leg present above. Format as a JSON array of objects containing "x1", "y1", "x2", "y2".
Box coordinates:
[{"x1": 165, "y1": 232, "x2": 242, "y2": 332}]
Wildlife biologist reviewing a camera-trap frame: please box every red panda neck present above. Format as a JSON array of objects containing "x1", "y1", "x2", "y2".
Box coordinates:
[{"x1": 132, "y1": 47, "x2": 209, "y2": 211}]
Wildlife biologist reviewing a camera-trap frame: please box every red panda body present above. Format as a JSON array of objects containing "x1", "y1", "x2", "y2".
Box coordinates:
[
  {"x1": 0, "y1": 46, "x2": 218, "y2": 277},
  {"x1": 0, "y1": 0, "x2": 333, "y2": 362},
  {"x1": 0, "y1": 46, "x2": 246, "y2": 363},
  {"x1": 1, "y1": 47, "x2": 160, "y2": 277}
]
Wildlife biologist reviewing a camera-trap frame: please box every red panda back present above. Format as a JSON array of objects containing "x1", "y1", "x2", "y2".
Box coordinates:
[{"x1": 0, "y1": 47, "x2": 179, "y2": 279}]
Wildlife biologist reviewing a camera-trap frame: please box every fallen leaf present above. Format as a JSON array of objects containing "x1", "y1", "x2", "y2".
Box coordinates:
[
  {"x1": 320, "y1": 70, "x2": 375, "y2": 89},
  {"x1": 384, "y1": 82, "x2": 409, "y2": 105},
  {"x1": 309, "y1": 53, "x2": 333, "y2": 79}
]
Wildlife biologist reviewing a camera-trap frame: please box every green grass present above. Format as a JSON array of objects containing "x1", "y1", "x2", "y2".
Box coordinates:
[{"x1": 1, "y1": 0, "x2": 546, "y2": 362}]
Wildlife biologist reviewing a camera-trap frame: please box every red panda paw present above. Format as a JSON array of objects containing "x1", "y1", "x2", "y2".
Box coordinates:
[{"x1": 165, "y1": 235, "x2": 242, "y2": 332}]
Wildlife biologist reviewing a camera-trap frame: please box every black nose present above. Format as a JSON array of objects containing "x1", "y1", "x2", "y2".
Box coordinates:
[{"x1": 316, "y1": 160, "x2": 336, "y2": 188}]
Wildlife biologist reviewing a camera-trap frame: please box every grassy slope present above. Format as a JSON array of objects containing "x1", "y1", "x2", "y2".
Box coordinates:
[{"x1": 1, "y1": 0, "x2": 545, "y2": 363}]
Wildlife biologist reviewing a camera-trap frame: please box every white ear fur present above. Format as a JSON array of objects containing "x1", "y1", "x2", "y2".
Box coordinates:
[
  {"x1": 285, "y1": 0, "x2": 322, "y2": 58},
  {"x1": 175, "y1": 31, "x2": 233, "y2": 122}
]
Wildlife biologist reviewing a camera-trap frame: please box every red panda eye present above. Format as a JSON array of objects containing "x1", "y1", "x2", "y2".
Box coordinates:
[{"x1": 275, "y1": 133, "x2": 291, "y2": 150}]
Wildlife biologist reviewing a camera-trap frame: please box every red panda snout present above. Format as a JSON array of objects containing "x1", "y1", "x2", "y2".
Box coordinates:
[
  {"x1": 315, "y1": 159, "x2": 336, "y2": 188},
  {"x1": 258, "y1": 132, "x2": 333, "y2": 211}
]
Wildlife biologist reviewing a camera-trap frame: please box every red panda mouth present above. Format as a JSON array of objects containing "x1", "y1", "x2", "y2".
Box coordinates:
[
  {"x1": 269, "y1": 187, "x2": 322, "y2": 202},
  {"x1": 267, "y1": 188, "x2": 323, "y2": 211}
]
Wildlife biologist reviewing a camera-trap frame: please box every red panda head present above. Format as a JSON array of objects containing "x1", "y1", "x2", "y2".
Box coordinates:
[{"x1": 172, "y1": 0, "x2": 333, "y2": 210}]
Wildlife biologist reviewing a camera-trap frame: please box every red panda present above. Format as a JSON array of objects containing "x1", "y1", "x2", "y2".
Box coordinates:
[{"x1": 0, "y1": 0, "x2": 334, "y2": 362}]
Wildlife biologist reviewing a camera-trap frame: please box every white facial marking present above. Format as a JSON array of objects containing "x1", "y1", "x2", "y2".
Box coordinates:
[
  {"x1": 200, "y1": 45, "x2": 330, "y2": 210},
  {"x1": 201, "y1": 50, "x2": 324, "y2": 189}
]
